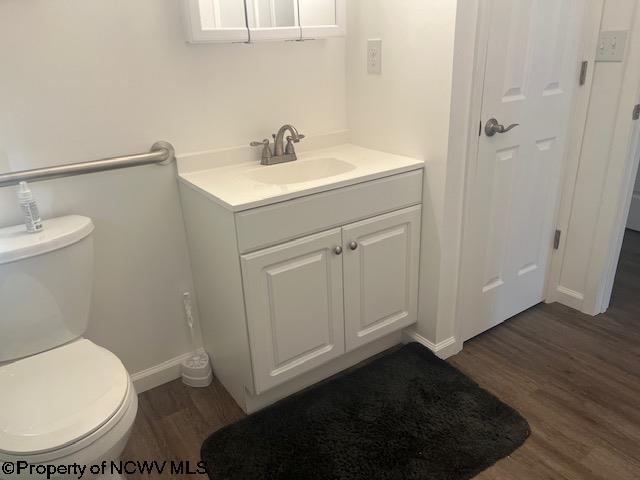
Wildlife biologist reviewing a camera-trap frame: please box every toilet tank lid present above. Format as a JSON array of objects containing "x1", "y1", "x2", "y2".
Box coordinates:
[{"x1": 0, "y1": 215, "x2": 94, "y2": 265}]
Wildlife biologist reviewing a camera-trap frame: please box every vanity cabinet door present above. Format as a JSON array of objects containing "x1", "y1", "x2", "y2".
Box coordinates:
[
  {"x1": 342, "y1": 206, "x2": 422, "y2": 351},
  {"x1": 241, "y1": 228, "x2": 345, "y2": 394}
]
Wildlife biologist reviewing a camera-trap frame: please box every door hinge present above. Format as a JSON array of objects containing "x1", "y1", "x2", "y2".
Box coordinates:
[
  {"x1": 479, "y1": 120, "x2": 482, "y2": 136},
  {"x1": 633, "y1": 104, "x2": 640, "y2": 121},
  {"x1": 579, "y1": 61, "x2": 589, "y2": 86},
  {"x1": 553, "y1": 229, "x2": 562, "y2": 250}
]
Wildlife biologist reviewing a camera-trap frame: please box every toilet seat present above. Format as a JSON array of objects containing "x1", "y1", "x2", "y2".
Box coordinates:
[{"x1": 0, "y1": 339, "x2": 130, "y2": 457}]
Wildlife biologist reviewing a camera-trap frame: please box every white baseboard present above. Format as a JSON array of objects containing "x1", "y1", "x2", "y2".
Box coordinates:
[
  {"x1": 550, "y1": 285, "x2": 584, "y2": 312},
  {"x1": 130, "y1": 331, "x2": 460, "y2": 396},
  {"x1": 130, "y1": 351, "x2": 197, "y2": 393},
  {"x1": 402, "y1": 330, "x2": 461, "y2": 359}
]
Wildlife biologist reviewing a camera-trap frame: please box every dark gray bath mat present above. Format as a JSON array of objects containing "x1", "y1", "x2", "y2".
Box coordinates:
[{"x1": 201, "y1": 342, "x2": 530, "y2": 480}]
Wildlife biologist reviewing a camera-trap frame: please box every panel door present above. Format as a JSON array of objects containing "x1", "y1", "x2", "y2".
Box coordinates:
[
  {"x1": 241, "y1": 228, "x2": 345, "y2": 393},
  {"x1": 461, "y1": 0, "x2": 585, "y2": 341},
  {"x1": 342, "y1": 206, "x2": 421, "y2": 351}
]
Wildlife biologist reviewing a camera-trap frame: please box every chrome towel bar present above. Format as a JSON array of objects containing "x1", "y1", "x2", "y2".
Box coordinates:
[{"x1": 0, "y1": 141, "x2": 175, "y2": 188}]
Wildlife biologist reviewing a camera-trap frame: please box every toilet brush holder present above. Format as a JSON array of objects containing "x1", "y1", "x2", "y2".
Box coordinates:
[{"x1": 181, "y1": 350, "x2": 213, "y2": 388}]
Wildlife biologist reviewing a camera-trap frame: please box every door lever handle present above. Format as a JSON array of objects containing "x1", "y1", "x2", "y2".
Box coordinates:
[{"x1": 485, "y1": 118, "x2": 520, "y2": 137}]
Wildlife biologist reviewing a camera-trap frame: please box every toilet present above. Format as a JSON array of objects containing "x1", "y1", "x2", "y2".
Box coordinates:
[{"x1": 0, "y1": 216, "x2": 137, "y2": 479}]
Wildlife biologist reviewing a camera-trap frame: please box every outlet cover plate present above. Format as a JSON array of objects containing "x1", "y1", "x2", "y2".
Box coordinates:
[{"x1": 367, "y1": 39, "x2": 382, "y2": 74}]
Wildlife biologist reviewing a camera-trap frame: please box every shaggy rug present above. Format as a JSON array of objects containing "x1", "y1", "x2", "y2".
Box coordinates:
[{"x1": 201, "y1": 342, "x2": 530, "y2": 480}]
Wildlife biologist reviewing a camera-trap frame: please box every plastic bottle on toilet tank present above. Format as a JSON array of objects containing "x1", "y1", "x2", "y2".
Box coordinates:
[{"x1": 17, "y1": 181, "x2": 43, "y2": 233}]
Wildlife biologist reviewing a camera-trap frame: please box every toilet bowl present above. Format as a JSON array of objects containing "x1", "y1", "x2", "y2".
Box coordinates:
[
  {"x1": 0, "y1": 340, "x2": 137, "y2": 480},
  {"x1": 0, "y1": 216, "x2": 139, "y2": 479}
]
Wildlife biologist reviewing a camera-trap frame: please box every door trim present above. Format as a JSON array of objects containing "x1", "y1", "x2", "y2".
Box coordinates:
[
  {"x1": 422, "y1": 0, "x2": 486, "y2": 356},
  {"x1": 599, "y1": 122, "x2": 640, "y2": 312},
  {"x1": 545, "y1": 0, "x2": 605, "y2": 312},
  {"x1": 453, "y1": 0, "x2": 491, "y2": 345},
  {"x1": 546, "y1": 0, "x2": 640, "y2": 315}
]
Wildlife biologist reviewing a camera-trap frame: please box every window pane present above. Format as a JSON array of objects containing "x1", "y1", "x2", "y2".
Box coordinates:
[
  {"x1": 298, "y1": 0, "x2": 336, "y2": 27},
  {"x1": 274, "y1": 0, "x2": 296, "y2": 27},
  {"x1": 251, "y1": 0, "x2": 297, "y2": 28},
  {"x1": 218, "y1": 0, "x2": 247, "y2": 28}
]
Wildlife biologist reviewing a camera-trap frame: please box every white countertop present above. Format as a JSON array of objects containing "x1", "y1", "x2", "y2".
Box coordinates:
[{"x1": 178, "y1": 144, "x2": 424, "y2": 212}]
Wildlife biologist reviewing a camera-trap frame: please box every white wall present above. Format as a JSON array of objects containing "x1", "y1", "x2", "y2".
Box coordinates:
[
  {"x1": 346, "y1": 0, "x2": 458, "y2": 343},
  {"x1": 0, "y1": 0, "x2": 346, "y2": 377}
]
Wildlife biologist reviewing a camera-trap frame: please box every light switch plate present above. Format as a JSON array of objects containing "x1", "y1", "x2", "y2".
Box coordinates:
[
  {"x1": 367, "y1": 39, "x2": 382, "y2": 74},
  {"x1": 596, "y1": 30, "x2": 628, "y2": 62}
]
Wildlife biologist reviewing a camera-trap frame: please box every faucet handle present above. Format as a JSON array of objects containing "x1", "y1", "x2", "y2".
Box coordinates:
[
  {"x1": 250, "y1": 139, "x2": 272, "y2": 160},
  {"x1": 285, "y1": 133, "x2": 306, "y2": 154},
  {"x1": 286, "y1": 133, "x2": 306, "y2": 144}
]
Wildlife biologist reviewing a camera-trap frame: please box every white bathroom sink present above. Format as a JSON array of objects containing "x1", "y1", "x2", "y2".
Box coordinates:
[
  {"x1": 245, "y1": 157, "x2": 356, "y2": 185},
  {"x1": 178, "y1": 143, "x2": 424, "y2": 211}
]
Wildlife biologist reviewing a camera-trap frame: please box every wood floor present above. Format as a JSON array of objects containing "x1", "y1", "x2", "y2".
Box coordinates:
[{"x1": 123, "y1": 230, "x2": 640, "y2": 479}]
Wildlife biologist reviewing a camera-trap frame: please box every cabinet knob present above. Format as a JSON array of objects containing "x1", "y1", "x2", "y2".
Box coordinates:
[
  {"x1": 349, "y1": 241, "x2": 358, "y2": 251},
  {"x1": 333, "y1": 246, "x2": 343, "y2": 255}
]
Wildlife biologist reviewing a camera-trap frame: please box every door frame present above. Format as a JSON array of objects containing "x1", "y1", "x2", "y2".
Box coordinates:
[
  {"x1": 453, "y1": 0, "x2": 491, "y2": 345},
  {"x1": 546, "y1": 1, "x2": 640, "y2": 315},
  {"x1": 599, "y1": 121, "x2": 640, "y2": 312},
  {"x1": 544, "y1": 0, "x2": 605, "y2": 312},
  {"x1": 445, "y1": 0, "x2": 594, "y2": 346}
]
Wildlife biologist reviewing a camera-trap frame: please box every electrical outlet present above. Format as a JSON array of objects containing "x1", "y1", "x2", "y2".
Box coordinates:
[
  {"x1": 596, "y1": 30, "x2": 628, "y2": 62},
  {"x1": 367, "y1": 39, "x2": 382, "y2": 74}
]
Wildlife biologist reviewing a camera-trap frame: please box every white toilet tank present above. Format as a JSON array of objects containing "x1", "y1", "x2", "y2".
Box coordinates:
[{"x1": 0, "y1": 215, "x2": 94, "y2": 362}]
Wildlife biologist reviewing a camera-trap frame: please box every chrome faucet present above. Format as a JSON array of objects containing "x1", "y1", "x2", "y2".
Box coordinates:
[{"x1": 251, "y1": 124, "x2": 305, "y2": 165}]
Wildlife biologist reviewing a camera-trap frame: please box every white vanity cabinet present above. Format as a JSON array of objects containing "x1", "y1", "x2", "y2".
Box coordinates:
[
  {"x1": 178, "y1": 146, "x2": 424, "y2": 413},
  {"x1": 241, "y1": 205, "x2": 421, "y2": 394}
]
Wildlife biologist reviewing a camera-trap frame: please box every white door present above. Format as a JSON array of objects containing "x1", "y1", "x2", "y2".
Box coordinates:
[
  {"x1": 343, "y1": 206, "x2": 421, "y2": 351},
  {"x1": 461, "y1": 0, "x2": 584, "y2": 341},
  {"x1": 241, "y1": 229, "x2": 345, "y2": 394}
]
